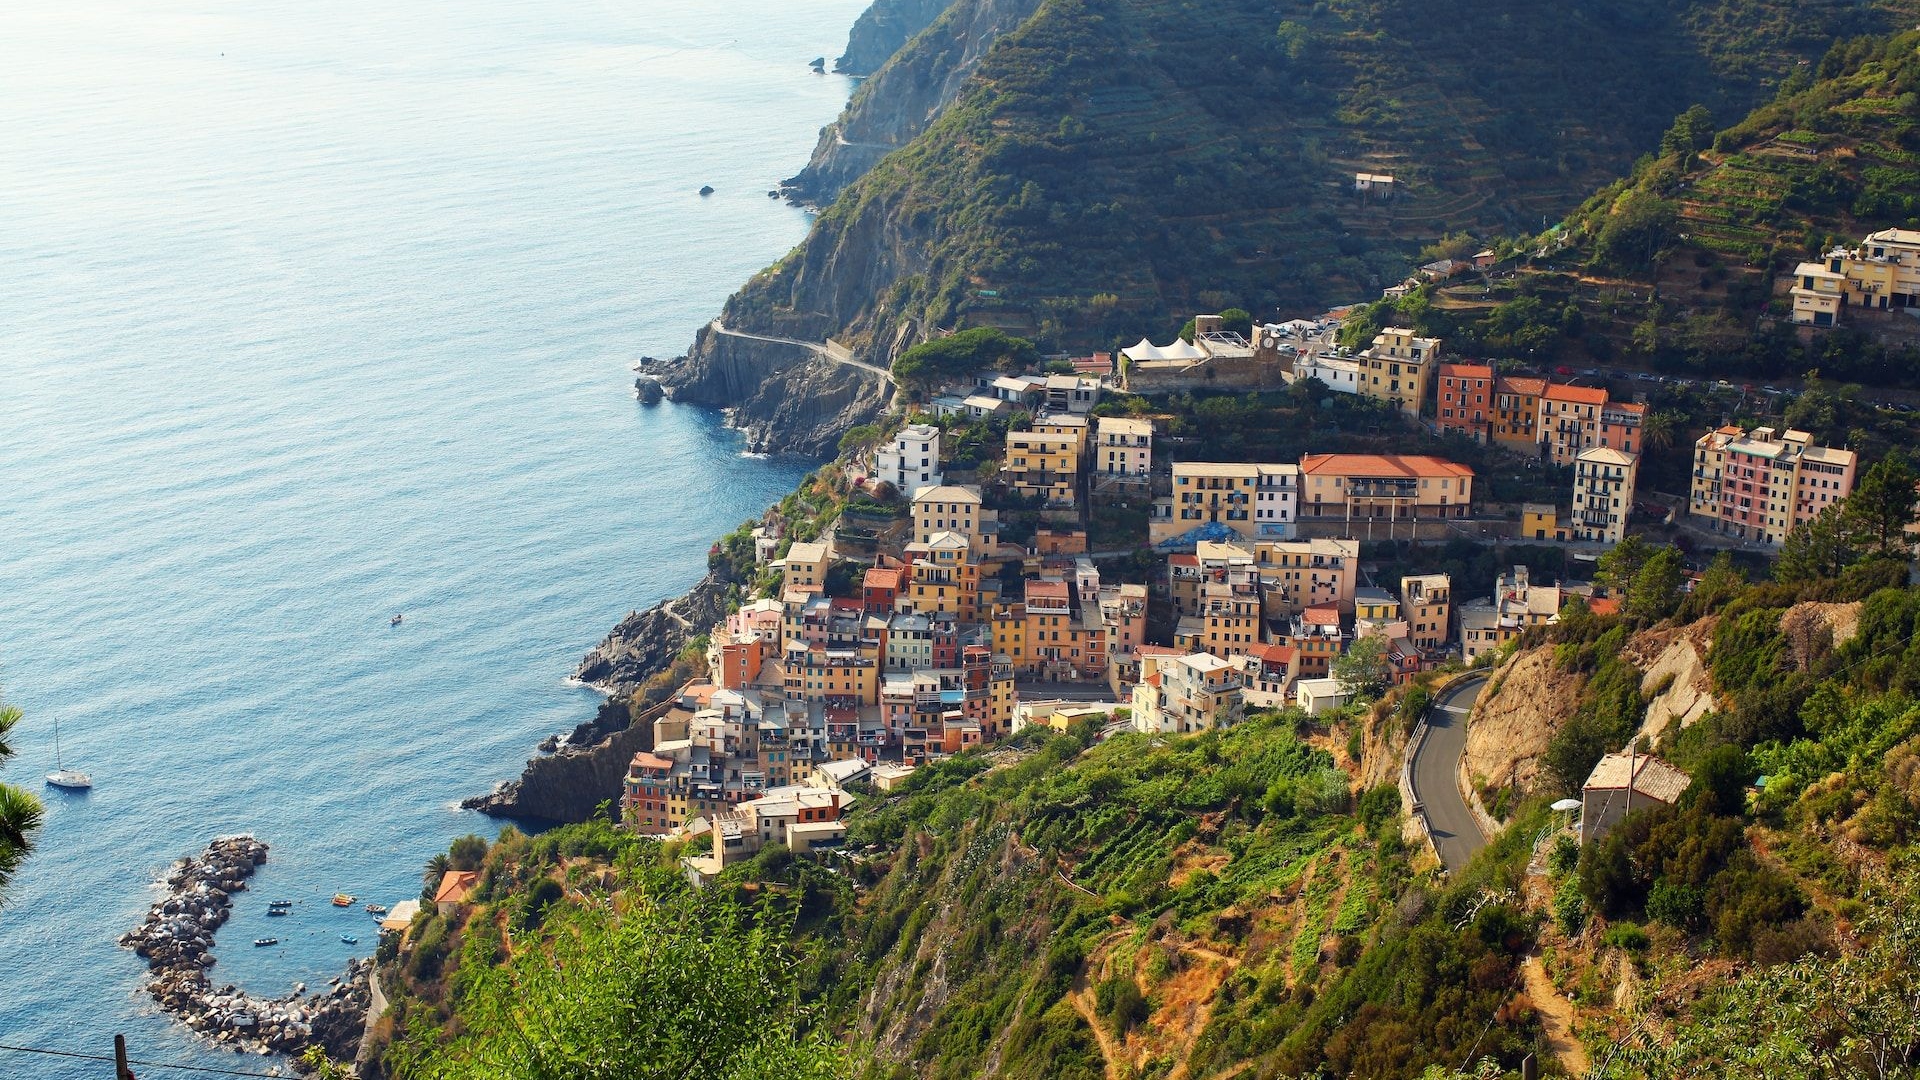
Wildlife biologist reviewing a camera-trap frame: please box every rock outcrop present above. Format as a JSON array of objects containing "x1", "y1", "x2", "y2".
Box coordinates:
[
  {"x1": 834, "y1": 0, "x2": 950, "y2": 76},
  {"x1": 119, "y1": 837, "x2": 372, "y2": 1066},
  {"x1": 659, "y1": 328, "x2": 894, "y2": 456},
  {"x1": 1626, "y1": 616, "x2": 1721, "y2": 745},
  {"x1": 792, "y1": 0, "x2": 1044, "y2": 203},
  {"x1": 465, "y1": 574, "x2": 733, "y2": 822},
  {"x1": 1464, "y1": 648, "x2": 1585, "y2": 795}
]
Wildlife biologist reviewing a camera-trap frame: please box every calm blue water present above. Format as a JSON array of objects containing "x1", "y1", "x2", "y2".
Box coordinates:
[{"x1": 0, "y1": 1, "x2": 866, "y2": 1072}]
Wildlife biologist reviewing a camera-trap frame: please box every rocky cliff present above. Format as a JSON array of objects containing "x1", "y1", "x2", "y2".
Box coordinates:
[
  {"x1": 464, "y1": 574, "x2": 735, "y2": 823},
  {"x1": 791, "y1": 0, "x2": 1043, "y2": 204},
  {"x1": 833, "y1": 0, "x2": 950, "y2": 76},
  {"x1": 659, "y1": 317, "x2": 896, "y2": 456}
]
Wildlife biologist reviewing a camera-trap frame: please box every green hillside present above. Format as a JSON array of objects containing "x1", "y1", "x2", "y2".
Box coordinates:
[
  {"x1": 1369, "y1": 29, "x2": 1920, "y2": 386},
  {"x1": 729, "y1": 0, "x2": 1920, "y2": 354}
]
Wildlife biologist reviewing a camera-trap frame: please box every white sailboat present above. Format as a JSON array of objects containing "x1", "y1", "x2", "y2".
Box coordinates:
[{"x1": 45, "y1": 713, "x2": 90, "y2": 790}]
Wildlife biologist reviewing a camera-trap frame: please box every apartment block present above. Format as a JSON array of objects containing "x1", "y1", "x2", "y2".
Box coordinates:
[
  {"x1": 1459, "y1": 565, "x2": 1561, "y2": 662},
  {"x1": 1492, "y1": 375, "x2": 1545, "y2": 451},
  {"x1": 1399, "y1": 573, "x2": 1451, "y2": 651},
  {"x1": 1436, "y1": 362, "x2": 1495, "y2": 443},
  {"x1": 1005, "y1": 428, "x2": 1081, "y2": 508},
  {"x1": 1299, "y1": 454, "x2": 1474, "y2": 521},
  {"x1": 872, "y1": 423, "x2": 942, "y2": 498},
  {"x1": 1572, "y1": 447, "x2": 1638, "y2": 546},
  {"x1": 1096, "y1": 416, "x2": 1154, "y2": 478},
  {"x1": 1357, "y1": 328, "x2": 1439, "y2": 417},
  {"x1": 1131, "y1": 652, "x2": 1244, "y2": 734},
  {"x1": 1793, "y1": 228, "x2": 1920, "y2": 325},
  {"x1": 911, "y1": 485, "x2": 993, "y2": 547},
  {"x1": 1153, "y1": 461, "x2": 1299, "y2": 544},
  {"x1": 1688, "y1": 425, "x2": 1857, "y2": 546}
]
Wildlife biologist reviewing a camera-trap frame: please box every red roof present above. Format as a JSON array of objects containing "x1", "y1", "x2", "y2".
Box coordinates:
[
  {"x1": 1544, "y1": 383, "x2": 1608, "y2": 405},
  {"x1": 1168, "y1": 554, "x2": 1199, "y2": 567},
  {"x1": 631, "y1": 752, "x2": 674, "y2": 770},
  {"x1": 863, "y1": 567, "x2": 904, "y2": 589},
  {"x1": 1498, "y1": 376, "x2": 1548, "y2": 396},
  {"x1": 1026, "y1": 580, "x2": 1070, "y2": 602},
  {"x1": 1253, "y1": 643, "x2": 1297, "y2": 664},
  {"x1": 1299, "y1": 453, "x2": 1475, "y2": 479},
  {"x1": 433, "y1": 870, "x2": 480, "y2": 906},
  {"x1": 1302, "y1": 604, "x2": 1341, "y2": 623},
  {"x1": 1440, "y1": 363, "x2": 1495, "y2": 380},
  {"x1": 1587, "y1": 597, "x2": 1621, "y2": 617}
]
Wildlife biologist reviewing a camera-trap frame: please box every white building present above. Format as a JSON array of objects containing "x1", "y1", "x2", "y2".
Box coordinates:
[
  {"x1": 1131, "y1": 652, "x2": 1244, "y2": 734},
  {"x1": 1096, "y1": 416, "x2": 1153, "y2": 478},
  {"x1": 1254, "y1": 463, "x2": 1299, "y2": 539},
  {"x1": 872, "y1": 423, "x2": 943, "y2": 499},
  {"x1": 1572, "y1": 446, "x2": 1638, "y2": 546},
  {"x1": 1295, "y1": 677, "x2": 1352, "y2": 717},
  {"x1": 1292, "y1": 352, "x2": 1362, "y2": 396}
]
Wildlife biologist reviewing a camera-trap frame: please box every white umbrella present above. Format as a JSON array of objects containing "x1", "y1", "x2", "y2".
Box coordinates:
[{"x1": 1550, "y1": 798, "x2": 1582, "y2": 812}]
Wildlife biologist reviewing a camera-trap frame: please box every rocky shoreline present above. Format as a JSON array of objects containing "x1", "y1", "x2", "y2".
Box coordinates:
[{"x1": 119, "y1": 836, "x2": 372, "y2": 1067}]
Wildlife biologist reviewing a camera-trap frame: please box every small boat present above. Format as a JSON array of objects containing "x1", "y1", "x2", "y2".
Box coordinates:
[
  {"x1": 269, "y1": 900, "x2": 293, "y2": 908},
  {"x1": 253, "y1": 938, "x2": 277, "y2": 947},
  {"x1": 44, "y1": 713, "x2": 91, "y2": 790},
  {"x1": 340, "y1": 935, "x2": 358, "y2": 945},
  {"x1": 390, "y1": 613, "x2": 403, "y2": 626},
  {"x1": 266, "y1": 908, "x2": 287, "y2": 918},
  {"x1": 331, "y1": 893, "x2": 356, "y2": 907},
  {"x1": 364, "y1": 903, "x2": 388, "y2": 915}
]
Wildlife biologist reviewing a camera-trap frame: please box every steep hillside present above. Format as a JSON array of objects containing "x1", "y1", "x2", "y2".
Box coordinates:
[
  {"x1": 666, "y1": 0, "x2": 1920, "y2": 451},
  {"x1": 835, "y1": 0, "x2": 952, "y2": 75},
  {"x1": 1385, "y1": 28, "x2": 1920, "y2": 385},
  {"x1": 792, "y1": 0, "x2": 1045, "y2": 204}
]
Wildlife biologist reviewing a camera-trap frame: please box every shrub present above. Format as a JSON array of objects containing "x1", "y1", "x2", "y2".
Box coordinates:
[{"x1": 1603, "y1": 921, "x2": 1650, "y2": 952}]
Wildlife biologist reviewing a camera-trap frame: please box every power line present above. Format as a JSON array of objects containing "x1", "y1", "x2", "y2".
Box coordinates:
[{"x1": 0, "y1": 1040, "x2": 294, "y2": 1078}]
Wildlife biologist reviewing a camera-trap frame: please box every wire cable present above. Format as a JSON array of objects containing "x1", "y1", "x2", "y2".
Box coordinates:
[{"x1": 0, "y1": 1040, "x2": 297, "y2": 1077}]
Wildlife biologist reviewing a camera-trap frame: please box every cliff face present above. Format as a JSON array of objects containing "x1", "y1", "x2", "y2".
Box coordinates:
[
  {"x1": 660, "y1": 298, "x2": 898, "y2": 456},
  {"x1": 834, "y1": 0, "x2": 951, "y2": 76},
  {"x1": 791, "y1": 0, "x2": 1044, "y2": 204},
  {"x1": 466, "y1": 575, "x2": 734, "y2": 823}
]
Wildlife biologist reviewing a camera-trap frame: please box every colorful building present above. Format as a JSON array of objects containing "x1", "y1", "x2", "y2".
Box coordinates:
[
  {"x1": 1436, "y1": 362, "x2": 1495, "y2": 443},
  {"x1": 1688, "y1": 425, "x2": 1857, "y2": 546}
]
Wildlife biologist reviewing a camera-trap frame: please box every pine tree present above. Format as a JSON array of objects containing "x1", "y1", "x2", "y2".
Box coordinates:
[
  {"x1": 1842, "y1": 451, "x2": 1919, "y2": 560},
  {"x1": 1776, "y1": 503, "x2": 1854, "y2": 583}
]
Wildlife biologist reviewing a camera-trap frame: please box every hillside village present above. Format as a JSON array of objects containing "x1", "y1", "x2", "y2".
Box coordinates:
[{"x1": 615, "y1": 298, "x2": 1869, "y2": 875}]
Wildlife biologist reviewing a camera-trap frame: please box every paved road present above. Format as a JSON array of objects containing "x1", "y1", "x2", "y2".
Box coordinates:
[
  {"x1": 708, "y1": 319, "x2": 895, "y2": 381},
  {"x1": 1409, "y1": 673, "x2": 1489, "y2": 873}
]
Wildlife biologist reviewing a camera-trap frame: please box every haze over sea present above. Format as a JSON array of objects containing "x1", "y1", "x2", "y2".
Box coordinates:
[{"x1": 0, "y1": 0, "x2": 865, "y2": 1071}]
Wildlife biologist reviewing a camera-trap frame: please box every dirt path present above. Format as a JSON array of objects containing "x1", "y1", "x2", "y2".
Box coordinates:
[
  {"x1": 1521, "y1": 953, "x2": 1589, "y2": 1076},
  {"x1": 1070, "y1": 974, "x2": 1127, "y2": 1080}
]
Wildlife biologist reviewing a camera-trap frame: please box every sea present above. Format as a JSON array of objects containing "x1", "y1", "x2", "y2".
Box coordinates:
[{"x1": 0, "y1": 1, "x2": 869, "y2": 1073}]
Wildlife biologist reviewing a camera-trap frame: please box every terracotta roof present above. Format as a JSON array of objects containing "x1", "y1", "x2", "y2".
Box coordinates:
[
  {"x1": 1544, "y1": 383, "x2": 1608, "y2": 405},
  {"x1": 1498, "y1": 376, "x2": 1548, "y2": 396},
  {"x1": 433, "y1": 871, "x2": 480, "y2": 906},
  {"x1": 1302, "y1": 604, "x2": 1341, "y2": 623},
  {"x1": 1440, "y1": 362, "x2": 1495, "y2": 380},
  {"x1": 1299, "y1": 453, "x2": 1475, "y2": 479},
  {"x1": 1168, "y1": 554, "x2": 1200, "y2": 567},
  {"x1": 1586, "y1": 597, "x2": 1621, "y2": 617},
  {"x1": 630, "y1": 752, "x2": 674, "y2": 771},
  {"x1": 863, "y1": 567, "x2": 904, "y2": 589},
  {"x1": 1584, "y1": 753, "x2": 1691, "y2": 804},
  {"x1": 1252, "y1": 643, "x2": 1297, "y2": 664}
]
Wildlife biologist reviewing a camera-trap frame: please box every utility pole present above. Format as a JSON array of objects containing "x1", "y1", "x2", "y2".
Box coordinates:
[{"x1": 114, "y1": 1034, "x2": 135, "y2": 1079}]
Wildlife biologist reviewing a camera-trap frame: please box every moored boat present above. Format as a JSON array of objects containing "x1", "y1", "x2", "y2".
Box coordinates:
[
  {"x1": 253, "y1": 938, "x2": 277, "y2": 947},
  {"x1": 364, "y1": 903, "x2": 388, "y2": 915},
  {"x1": 331, "y1": 893, "x2": 355, "y2": 907}
]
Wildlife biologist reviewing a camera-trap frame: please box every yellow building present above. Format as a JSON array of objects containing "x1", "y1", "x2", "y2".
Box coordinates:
[
  {"x1": 1298, "y1": 454, "x2": 1474, "y2": 522},
  {"x1": 782, "y1": 642, "x2": 881, "y2": 707},
  {"x1": 1492, "y1": 376, "x2": 1546, "y2": 451},
  {"x1": 1248, "y1": 537, "x2": 1359, "y2": 620},
  {"x1": 1357, "y1": 327, "x2": 1439, "y2": 417},
  {"x1": 912, "y1": 485, "x2": 992, "y2": 547},
  {"x1": 781, "y1": 540, "x2": 831, "y2": 591},
  {"x1": 1154, "y1": 461, "x2": 1300, "y2": 545},
  {"x1": 1520, "y1": 503, "x2": 1568, "y2": 542},
  {"x1": 904, "y1": 532, "x2": 982, "y2": 621},
  {"x1": 1803, "y1": 229, "x2": 1920, "y2": 323},
  {"x1": 1005, "y1": 429, "x2": 1080, "y2": 507},
  {"x1": 1789, "y1": 261, "x2": 1846, "y2": 327}
]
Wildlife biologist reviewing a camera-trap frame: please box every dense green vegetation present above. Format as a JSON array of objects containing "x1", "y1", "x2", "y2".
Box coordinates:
[
  {"x1": 735, "y1": 0, "x2": 1920, "y2": 356},
  {"x1": 0, "y1": 702, "x2": 42, "y2": 902},
  {"x1": 891, "y1": 327, "x2": 1037, "y2": 393}
]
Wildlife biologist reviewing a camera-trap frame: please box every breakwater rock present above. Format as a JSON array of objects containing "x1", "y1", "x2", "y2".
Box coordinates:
[
  {"x1": 572, "y1": 572, "x2": 731, "y2": 695},
  {"x1": 119, "y1": 837, "x2": 372, "y2": 1066}
]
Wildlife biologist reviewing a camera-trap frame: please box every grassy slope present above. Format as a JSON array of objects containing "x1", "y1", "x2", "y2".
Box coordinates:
[{"x1": 735, "y1": 0, "x2": 1920, "y2": 354}]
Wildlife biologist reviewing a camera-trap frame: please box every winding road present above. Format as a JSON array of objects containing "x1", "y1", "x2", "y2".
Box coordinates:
[
  {"x1": 1409, "y1": 673, "x2": 1489, "y2": 873},
  {"x1": 707, "y1": 319, "x2": 894, "y2": 382}
]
